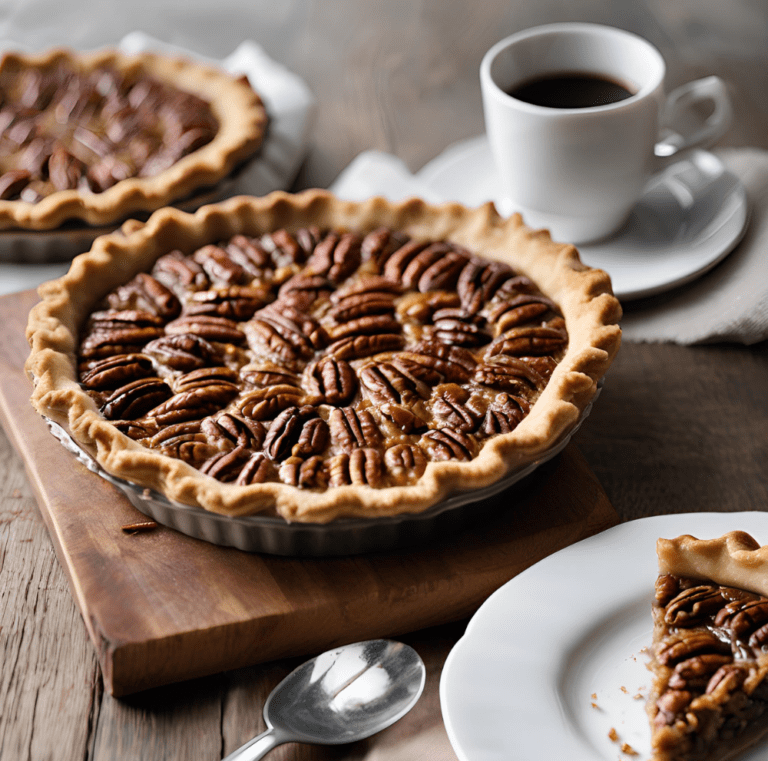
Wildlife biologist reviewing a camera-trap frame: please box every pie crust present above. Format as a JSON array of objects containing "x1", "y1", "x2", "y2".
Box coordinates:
[
  {"x1": 0, "y1": 47, "x2": 267, "y2": 231},
  {"x1": 649, "y1": 532, "x2": 768, "y2": 761},
  {"x1": 25, "y1": 189, "x2": 621, "y2": 523}
]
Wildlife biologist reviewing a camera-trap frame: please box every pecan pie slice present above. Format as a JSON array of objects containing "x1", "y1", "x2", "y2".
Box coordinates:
[
  {"x1": 649, "y1": 532, "x2": 768, "y2": 761},
  {"x1": 25, "y1": 190, "x2": 621, "y2": 522},
  {"x1": 0, "y1": 47, "x2": 267, "y2": 230}
]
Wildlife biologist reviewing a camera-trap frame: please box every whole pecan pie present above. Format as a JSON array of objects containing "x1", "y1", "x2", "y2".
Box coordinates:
[
  {"x1": 25, "y1": 190, "x2": 621, "y2": 522},
  {"x1": 0, "y1": 47, "x2": 267, "y2": 230},
  {"x1": 649, "y1": 532, "x2": 768, "y2": 761}
]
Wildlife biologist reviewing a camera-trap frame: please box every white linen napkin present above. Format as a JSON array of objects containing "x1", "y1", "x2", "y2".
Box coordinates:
[
  {"x1": 0, "y1": 32, "x2": 316, "y2": 296},
  {"x1": 330, "y1": 147, "x2": 768, "y2": 345}
]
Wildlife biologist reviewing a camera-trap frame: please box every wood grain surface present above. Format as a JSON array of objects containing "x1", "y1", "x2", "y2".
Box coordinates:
[{"x1": 2, "y1": 1, "x2": 768, "y2": 760}]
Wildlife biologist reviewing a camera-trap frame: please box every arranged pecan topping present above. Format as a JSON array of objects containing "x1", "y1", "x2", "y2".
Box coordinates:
[
  {"x1": 652, "y1": 571, "x2": 768, "y2": 734},
  {"x1": 0, "y1": 59, "x2": 219, "y2": 201},
  {"x1": 77, "y1": 225, "x2": 568, "y2": 490}
]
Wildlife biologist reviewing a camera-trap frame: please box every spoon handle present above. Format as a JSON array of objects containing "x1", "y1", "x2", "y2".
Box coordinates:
[{"x1": 221, "y1": 727, "x2": 284, "y2": 761}]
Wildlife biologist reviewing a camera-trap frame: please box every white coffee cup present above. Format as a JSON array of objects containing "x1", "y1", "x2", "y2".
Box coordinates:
[{"x1": 480, "y1": 23, "x2": 732, "y2": 244}]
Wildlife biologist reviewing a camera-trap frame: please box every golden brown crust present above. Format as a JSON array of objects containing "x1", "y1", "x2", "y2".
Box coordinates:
[
  {"x1": 25, "y1": 189, "x2": 621, "y2": 522},
  {"x1": 658, "y1": 531, "x2": 768, "y2": 598},
  {"x1": 0, "y1": 47, "x2": 267, "y2": 231}
]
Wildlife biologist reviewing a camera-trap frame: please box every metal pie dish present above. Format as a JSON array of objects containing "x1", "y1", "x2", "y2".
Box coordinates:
[{"x1": 43, "y1": 384, "x2": 599, "y2": 556}]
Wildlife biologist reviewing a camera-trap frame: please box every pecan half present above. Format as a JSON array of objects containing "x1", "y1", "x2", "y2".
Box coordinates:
[
  {"x1": 165, "y1": 314, "x2": 246, "y2": 345},
  {"x1": 101, "y1": 377, "x2": 173, "y2": 420},
  {"x1": 241, "y1": 362, "x2": 301, "y2": 389},
  {"x1": 79, "y1": 310, "x2": 165, "y2": 358},
  {"x1": 400, "y1": 242, "x2": 453, "y2": 289},
  {"x1": 656, "y1": 630, "x2": 730, "y2": 667},
  {"x1": 143, "y1": 333, "x2": 223, "y2": 371},
  {"x1": 488, "y1": 323, "x2": 568, "y2": 357},
  {"x1": 201, "y1": 412, "x2": 266, "y2": 450},
  {"x1": 328, "y1": 314, "x2": 402, "y2": 340},
  {"x1": 305, "y1": 231, "x2": 362, "y2": 283},
  {"x1": 474, "y1": 355, "x2": 546, "y2": 393},
  {"x1": 147, "y1": 384, "x2": 238, "y2": 426},
  {"x1": 326, "y1": 333, "x2": 405, "y2": 361},
  {"x1": 107, "y1": 272, "x2": 181, "y2": 320},
  {"x1": 361, "y1": 227, "x2": 410, "y2": 267},
  {"x1": 420, "y1": 428, "x2": 475, "y2": 461},
  {"x1": 200, "y1": 445, "x2": 253, "y2": 482},
  {"x1": 79, "y1": 353, "x2": 155, "y2": 390},
  {"x1": 417, "y1": 250, "x2": 470, "y2": 293},
  {"x1": 384, "y1": 444, "x2": 428, "y2": 481},
  {"x1": 152, "y1": 250, "x2": 209, "y2": 292},
  {"x1": 359, "y1": 362, "x2": 431, "y2": 406},
  {"x1": 263, "y1": 405, "x2": 318, "y2": 461},
  {"x1": 378, "y1": 403, "x2": 428, "y2": 434},
  {"x1": 329, "y1": 407, "x2": 383, "y2": 453},
  {"x1": 667, "y1": 654, "x2": 732, "y2": 691},
  {"x1": 183, "y1": 285, "x2": 271, "y2": 320},
  {"x1": 480, "y1": 393, "x2": 530, "y2": 435},
  {"x1": 224, "y1": 234, "x2": 272, "y2": 273},
  {"x1": 192, "y1": 244, "x2": 250, "y2": 285},
  {"x1": 235, "y1": 452, "x2": 276, "y2": 485},
  {"x1": 395, "y1": 341, "x2": 477, "y2": 383},
  {"x1": 457, "y1": 259, "x2": 515, "y2": 313},
  {"x1": 305, "y1": 357, "x2": 358, "y2": 406},
  {"x1": 291, "y1": 417, "x2": 330, "y2": 458},
  {"x1": 488, "y1": 294, "x2": 558, "y2": 334},
  {"x1": 246, "y1": 305, "x2": 327, "y2": 361},
  {"x1": 327, "y1": 291, "x2": 397, "y2": 323},
  {"x1": 280, "y1": 455, "x2": 327, "y2": 488},
  {"x1": 431, "y1": 385, "x2": 482, "y2": 432},
  {"x1": 173, "y1": 366, "x2": 239, "y2": 395},
  {"x1": 277, "y1": 274, "x2": 334, "y2": 310},
  {"x1": 382, "y1": 240, "x2": 429, "y2": 281},
  {"x1": 654, "y1": 690, "x2": 692, "y2": 726},
  {"x1": 664, "y1": 585, "x2": 728, "y2": 627},
  {"x1": 239, "y1": 384, "x2": 304, "y2": 421},
  {"x1": 348, "y1": 448, "x2": 384, "y2": 487}
]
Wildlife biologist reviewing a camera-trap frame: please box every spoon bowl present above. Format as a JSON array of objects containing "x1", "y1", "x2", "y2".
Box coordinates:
[{"x1": 223, "y1": 639, "x2": 426, "y2": 760}]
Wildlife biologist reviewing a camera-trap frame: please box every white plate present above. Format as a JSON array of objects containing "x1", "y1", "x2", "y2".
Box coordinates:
[
  {"x1": 439, "y1": 512, "x2": 768, "y2": 761},
  {"x1": 417, "y1": 135, "x2": 749, "y2": 301}
]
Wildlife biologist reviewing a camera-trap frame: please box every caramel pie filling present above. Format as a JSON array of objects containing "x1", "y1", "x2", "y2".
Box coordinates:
[
  {"x1": 650, "y1": 572, "x2": 768, "y2": 761},
  {"x1": 0, "y1": 57, "x2": 218, "y2": 202},
  {"x1": 76, "y1": 225, "x2": 569, "y2": 491}
]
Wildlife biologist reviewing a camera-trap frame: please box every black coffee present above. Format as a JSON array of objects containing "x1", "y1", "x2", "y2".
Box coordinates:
[{"x1": 507, "y1": 72, "x2": 635, "y2": 109}]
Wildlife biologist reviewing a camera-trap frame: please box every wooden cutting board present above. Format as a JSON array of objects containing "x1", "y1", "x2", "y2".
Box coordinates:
[{"x1": 0, "y1": 288, "x2": 618, "y2": 697}]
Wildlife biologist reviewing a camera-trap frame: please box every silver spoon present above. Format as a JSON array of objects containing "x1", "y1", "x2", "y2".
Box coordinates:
[{"x1": 222, "y1": 639, "x2": 426, "y2": 761}]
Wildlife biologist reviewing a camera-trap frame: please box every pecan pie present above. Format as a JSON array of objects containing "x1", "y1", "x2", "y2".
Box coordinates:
[
  {"x1": 649, "y1": 532, "x2": 768, "y2": 761},
  {"x1": 25, "y1": 190, "x2": 621, "y2": 522},
  {"x1": 0, "y1": 47, "x2": 267, "y2": 230}
]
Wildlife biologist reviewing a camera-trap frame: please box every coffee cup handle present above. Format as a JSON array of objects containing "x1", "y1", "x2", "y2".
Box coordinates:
[{"x1": 654, "y1": 76, "x2": 732, "y2": 159}]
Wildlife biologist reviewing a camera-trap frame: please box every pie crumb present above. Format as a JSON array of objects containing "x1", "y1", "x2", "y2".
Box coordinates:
[
  {"x1": 608, "y1": 727, "x2": 619, "y2": 742},
  {"x1": 620, "y1": 685, "x2": 628, "y2": 693},
  {"x1": 591, "y1": 692, "x2": 597, "y2": 699},
  {"x1": 621, "y1": 741, "x2": 638, "y2": 755}
]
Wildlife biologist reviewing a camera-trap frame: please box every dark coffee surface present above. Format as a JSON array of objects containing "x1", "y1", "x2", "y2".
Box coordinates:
[{"x1": 507, "y1": 72, "x2": 635, "y2": 108}]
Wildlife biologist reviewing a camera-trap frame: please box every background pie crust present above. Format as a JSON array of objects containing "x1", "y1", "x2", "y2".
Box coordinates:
[
  {"x1": 0, "y1": 47, "x2": 268, "y2": 231},
  {"x1": 25, "y1": 190, "x2": 622, "y2": 522}
]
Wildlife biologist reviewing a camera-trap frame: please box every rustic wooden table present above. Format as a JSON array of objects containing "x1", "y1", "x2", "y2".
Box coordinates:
[{"x1": 2, "y1": 1, "x2": 768, "y2": 760}]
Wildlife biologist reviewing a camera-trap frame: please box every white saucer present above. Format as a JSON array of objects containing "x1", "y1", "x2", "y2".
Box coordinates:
[{"x1": 417, "y1": 135, "x2": 749, "y2": 301}]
